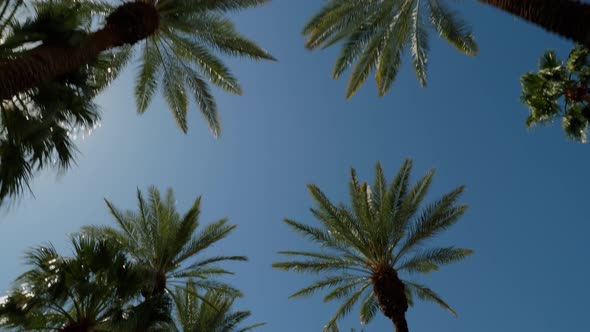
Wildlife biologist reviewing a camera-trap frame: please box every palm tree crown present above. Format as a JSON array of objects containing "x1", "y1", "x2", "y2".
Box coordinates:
[
  {"x1": 171, "y1": 281, "x2": 264, "y2": 332},
  {"x1": 273, "y1": 159, "x2": 472, "y2": 332},
  {"x1": 303, "y1": 0, "x2": 478, "y2": 98},
  {"x1": 0, "y1": 0, "x2": 129, "y2": 204},
  {"x1": 0, "y1": 235, "x2": 143, "y2": 331},
  {"x1": 82, "y1": 187, "x2": 246, "y2": 301},
  {"x1": 132, "y1": 0, "x2": 275, "y2": 136},
  {"x1": 521, "y1": 45, "x2": 590, "y2": 142},
  {"x1": 0, "y1": 0, "x2": 274, "y2": 137}
]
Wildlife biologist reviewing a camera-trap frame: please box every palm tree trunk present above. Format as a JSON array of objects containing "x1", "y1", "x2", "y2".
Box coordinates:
[
  {"x1": 0, "y1": 1, "x2": 159, "y2": 100},
  {"x1": 58, "y1": 318, "x2": 92, "y2": 332},
  {"x1": 391, "y1": 316, "x2": 409, "y2": 332},
  {"x1": 478, "y1": 0, "x2": 590, "y2": 48},
  {"x1": 565, "y1": 86, "x2": 590, "y2": 103},
  {"x1": 372, "y1": 265, "x2": 409, "y2": 332}
]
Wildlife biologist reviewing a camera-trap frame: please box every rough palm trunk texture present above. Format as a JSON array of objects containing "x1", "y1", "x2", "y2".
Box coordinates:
[
  {"x1": 0, "y1": 2, "x2": 159, "y2": 100},
  {"x1": 372, "y1": 265, "x2": 409, "y2": 332},
  {"x1": 565, "y1": 86, "x2": 590, "y2": 103},
  {"x1": 479, "y1": 0, "x2": 590, "y2": 48},
  {"x1": 58, "y1": 318, "x2": 92, "y2": 332},
  {"x1": 154, "y1": 270, "x2": 167, "y2": 296}
]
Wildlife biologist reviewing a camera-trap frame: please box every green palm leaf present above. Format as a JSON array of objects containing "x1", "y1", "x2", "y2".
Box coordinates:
[
  {"x1": 0, "y1": 235, "x2": 143, "y2": 331},
  {"x1": 171, "y1": 281, "x2": 264, "y2": 332},
  {"x1": 410, "y1": 0, "x2": 429, "y2": 86},
  {"x1": 133, "y1": 0, "x2": 274, "y2": 136},
  {"x1": 135, "y1": 40, "x2": 161, "y2": 113},
  {"x1": 404, "y1": 281, "x2": 458, "y2": 317},
  {"x1": 304, "y1": 0, "x2": 478, "y2": 97},
  {"x1": 520, "y1": 45, "x2": 590, "y2": 142}
]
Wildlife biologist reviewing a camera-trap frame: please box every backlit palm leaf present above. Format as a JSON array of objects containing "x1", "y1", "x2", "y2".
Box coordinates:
[
  {"x1": 304, "y1": 0, "x2": 478, "y2": 98},
  {"x1": 134, "y1": 0, "x2": 275, "y2": 136},
  {"x1": 0, "y1": 0, "x2": 129, "y2": 204},
  {"x1": 0, "y1": 235, "x2": 143, "y2": 331},
  {"x1": 520, "y1": 45, "x2": 590, "y2": 142}
]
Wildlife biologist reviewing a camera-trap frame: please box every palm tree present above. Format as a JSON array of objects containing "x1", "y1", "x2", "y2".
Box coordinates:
[
  {"x1": 0, "y1": 0, "x2": 140, "y2": 100},
  {"x1": 0, "y1": 235, "x2": 143, "y2": 332},
  {"x1": 478, "y1": 0, "x2": 590, "y2": 48},
  {"x1": 520, "y1": 45, "x2": 590, "y2": 142},
  {"x1": 170, "y1": 281, "x2": 264, "y2": 332},
  {"x1": 0, "y1": 0, "x2": 274, "y2": 136},
  {"x1": 273, "y1": 159, "x2": 472, "y2": 332},
  {"x1": 303, "y1": 0, "x2": 478, "y2": 98},
  {"x1": 0, "y1": 0, "x2": 131, "y2": 204},
  {"x1": 82, "y1": 187, "x2": 246, "y2": 302},
  {"x1": 131, "y1": 0, "x2": 275, "y2": 136}
]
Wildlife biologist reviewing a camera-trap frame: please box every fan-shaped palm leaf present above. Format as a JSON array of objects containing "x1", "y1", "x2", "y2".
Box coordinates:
[
  {"x1": 0, "y1": 235, "x2": 143, "y2": 331},
  {"x1": 521, "y1": 45, "x2": 590, "y2": 142},
  {"x1": 0, "y1": 0, "x2": 130, "y2": 204}
]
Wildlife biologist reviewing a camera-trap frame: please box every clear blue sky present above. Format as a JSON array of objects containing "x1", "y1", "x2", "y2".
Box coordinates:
[{"x1": 1, "y1": 1, "x2": 588, "y2": 331}]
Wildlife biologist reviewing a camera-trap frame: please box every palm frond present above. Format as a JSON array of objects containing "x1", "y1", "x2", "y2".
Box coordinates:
[
  {"x1": 288, "y1": 275, "x2": 365, "y2": 299},
  {"x1": 174, "y1": 218, "x2": 237, "y2": 265},
  {"x1": 185, "y1": 67, "x2": 221, "y2": 137},
  {"x1": 396, "y1": 247, "x2": 473, "y2": 273},
  {"x1": 394, "y1": 186, "x2": 468, "y2": 262},
  {"x1": 133, "y1": 0, "x2": 273, "y2": 136},
  {"x1": 410, "y1": 0, "x2": 429, "y2": 86},
  {"x1": 304, "y1": 0, "x2": 477, "y2": 96},
  {"x1": 358, "y1": 290, "x2": 378, "y2": 324},
  {"x1": 275, "y1": 159, "x2": 471, "y2": 328},
  {"x1": 404, "y1": 281, "x2": 458, "y2": 317},
  {"x1": 375, "y1": 0, "x2": 413, "y2": 97},
  {"x1": 427, "y1": 0, "x2": 478, "y2": 55},
  {"x1": 322, "y1": 283, "x2": 370, "y2": 332}
]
